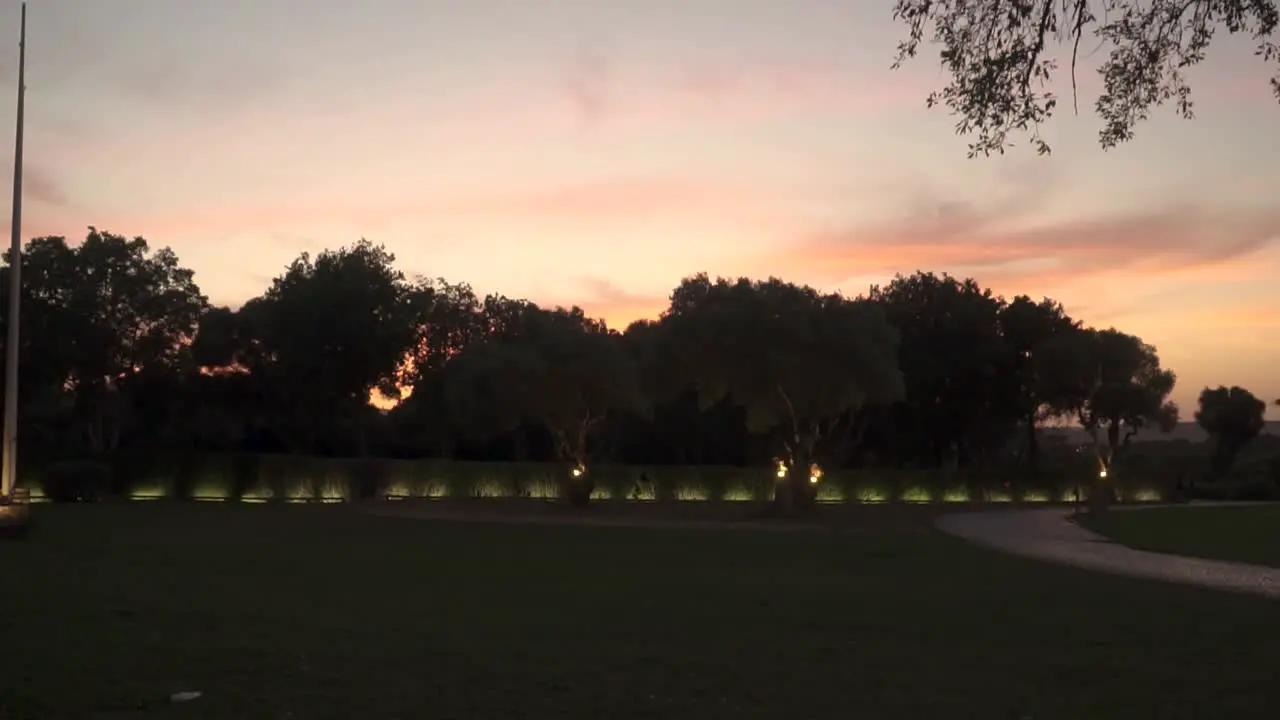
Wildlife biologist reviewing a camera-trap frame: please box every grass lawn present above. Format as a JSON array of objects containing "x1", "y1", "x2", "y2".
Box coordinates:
[
  {"x1": 1087, "y1": 504, "x2": 1280, "y2": 568},
  {"x1": 1, "y1": 504, "x2": 1277, "y2": 720}
]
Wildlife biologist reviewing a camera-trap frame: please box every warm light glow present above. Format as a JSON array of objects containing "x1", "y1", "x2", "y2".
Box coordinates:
[
  {"x1": 775, "y1": 460, "x2": 788, "y2": 479},
  {"x1": 129, "y1": 485, "x2": 168, "y2": 501},
  {"x1": 571, "y1": 465, "x2": 585, "y2": 478},
  {"x1": 809, "y1": 463, "x2": 823, "y2": 484},
  {"x1": 1099, "y1": 469, "x2": 1108, "y2": 479}
]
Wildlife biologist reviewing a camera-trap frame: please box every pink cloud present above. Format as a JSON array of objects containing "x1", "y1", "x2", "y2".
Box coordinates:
[
  {"x1": 92, "y1": 171, "x2": 783, "y2": 241},
  {"x1": 536, "y1": 54, "x2": 931, "y2": 136},
  {"x1": 432, "y1": 176, "x2": 776, "y2": 222},
  {"x1": 538, "y1": 278, "x2": 669, "y2": 332},
  {"x1": 764, "y1": 201, "x2": 1280, "y2": 293}
]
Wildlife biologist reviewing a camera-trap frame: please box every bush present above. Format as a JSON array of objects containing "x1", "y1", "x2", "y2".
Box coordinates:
[
  {"x1": 43, "y1": 461, "x2": 112, "y2": 503},
  {"x1": 1231, "y1": 480, "x2": 1280, "y2": 502},
  {"x1": 88, "y1": 451, "x2": 1182, "y2": 506}
]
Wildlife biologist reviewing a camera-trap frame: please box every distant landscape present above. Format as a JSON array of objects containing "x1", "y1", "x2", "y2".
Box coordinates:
[{"x1": 1044, "y1": 421, "x2": 1280, "y2": 445}]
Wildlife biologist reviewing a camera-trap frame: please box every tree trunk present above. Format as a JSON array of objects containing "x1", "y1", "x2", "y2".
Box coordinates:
[
  {"x1": 512, "y1": 427, "x2": 528, "y2": 462},
  {"x1": 1089, "y1": 473, "x2": 1113, "y2": 514},
  {"x1": 773, "y1": 468, "x2": 795, "y2": 515},
  {"x1": 773, "y1": 441, "x2": 815, "y2": 516},
  {"x1": 1091, "y1": 437, "x2": 1114, "y2": 514},
  {"x1": 1025, "y1": 414, "x2": 1039, "y2": 474}
]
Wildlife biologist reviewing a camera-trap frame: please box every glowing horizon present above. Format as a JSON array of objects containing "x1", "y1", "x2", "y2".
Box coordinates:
[{"x1": 4, "y1": 0, "x2": 1277, "y2": 418}]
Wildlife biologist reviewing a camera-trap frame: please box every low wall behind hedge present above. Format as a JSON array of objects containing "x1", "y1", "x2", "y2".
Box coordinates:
[{"x1": 17, "y1": 453, "x2": 1172, "y2": 505}]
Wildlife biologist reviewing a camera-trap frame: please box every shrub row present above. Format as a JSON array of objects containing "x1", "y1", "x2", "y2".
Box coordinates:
[{"x1": 17, "y1": 452, "x2": 1178, "y2": 505}]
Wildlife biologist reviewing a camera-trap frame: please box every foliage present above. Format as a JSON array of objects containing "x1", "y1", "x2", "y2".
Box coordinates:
[
  {"x1": 870, "y1": 273, "x2": 1011, "y2": 467},
  {"x1": 445, "y1": 308, "x2": 646, "y2": 461},
  {"x1": 202, "y1": 240, "x2": 422, "y2": 453},
  {"x1": 1038, "y1": 328, "x2": 1178, "y2": 472},
  {"x1": 17, "y1": 451, "x2": 1174, "y2": 507},
  {"x1": 1195, "y1": 385, "x2": 1268, "y2": 474},
  {"x1": 5, "y1": 230, "x2": 1265, "y2": 513},
  {"x1": 891, "y1": 0, "x2": 1280, "y2": 155},
  {"x1": 41, "y1": 460, "x2": 112, "y2": 503},
  {"x1": 660, "y1": 274, "x2": 904, "y2": 510},
  {"x1": 998, "y1": 295, "x2": 1080, "y2": 470},
  {"x1": 2, "y1": 229, "x2": 207, "y2": 453}
]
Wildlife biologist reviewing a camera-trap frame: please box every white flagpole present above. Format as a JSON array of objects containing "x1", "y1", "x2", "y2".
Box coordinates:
[{"x1": 1, "y1": 1, "x2": 27, "y2": 498}]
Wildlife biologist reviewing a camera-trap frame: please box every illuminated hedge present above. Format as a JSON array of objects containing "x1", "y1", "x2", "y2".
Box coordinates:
[{"x1": 12, "y1": 452, "x2": 1174, "y2": 505}]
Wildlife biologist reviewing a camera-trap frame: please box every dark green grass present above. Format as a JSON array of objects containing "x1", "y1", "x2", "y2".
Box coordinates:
[
  {"x1": 1, "y1": 504, "x2": 1277, "y2": 720},
  {"x1": 1087, "y1": 504, "x2": 1280, "y2": 568}
]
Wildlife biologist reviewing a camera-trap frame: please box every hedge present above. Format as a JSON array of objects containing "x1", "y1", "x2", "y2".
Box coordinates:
[{"x1": 14, "y1": 452, "x2": 1178, "y2": 505}]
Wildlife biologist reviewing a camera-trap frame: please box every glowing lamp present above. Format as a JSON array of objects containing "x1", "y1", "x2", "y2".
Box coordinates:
[
  {"x1": 1099, "y1": 469, "x2": 1108, "y2": 479},
  {"x1": 571, "y1": 465, "x2": 585, "y2": 478}
]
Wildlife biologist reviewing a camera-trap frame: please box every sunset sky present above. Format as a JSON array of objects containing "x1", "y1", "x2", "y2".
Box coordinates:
[{"x1": 3, "y1": 0, "x2": 1278, "y2": 418}]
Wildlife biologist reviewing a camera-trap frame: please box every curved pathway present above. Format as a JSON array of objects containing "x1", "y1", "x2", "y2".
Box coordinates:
[{"x1": 936, "y1": 507, "x2": 1280, "y2": 600}]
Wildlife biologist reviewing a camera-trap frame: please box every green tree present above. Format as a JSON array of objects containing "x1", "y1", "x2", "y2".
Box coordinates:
[
  {"x1": 403, "y1": 279, "x2": 485, "y2": 383},
  {"x1": 662, "y1": 274, "x2": 904, "y2": 513},
  {"x1": 1038, "y1": 327, "x2": 1178, "y2": 510},
  {"x1": 1195, "y1": 385, "x2": 1267, "y2": 475},
  {"x1": 443, "y1": 305, "x2": 647, "y2": 506},
  {"x1": 4, "y1": 230, "x2": 206, "y2": 454},
  {"x1": 247, "y1": 240, "x2": 421, "y2": 453},
  {"x1": 389, "y1": 279, "x2": 486, "y2": 458},
  {"x1": 869, "y1": 272, "x2": 1013, "y2": 468},
  {"x1": 891, "y1": 0, "x2": 1279, "y2": 155},
  {"x1": 185, "y1": 305, "x2": 275, "y2": 449},
  {"x1": 998, "y1": 295, "x2": 1080, "y2": 472}
]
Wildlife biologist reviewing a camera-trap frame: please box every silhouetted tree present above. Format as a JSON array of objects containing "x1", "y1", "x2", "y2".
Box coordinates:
[
  {"x1": 998, "y1": 295, "x2": 1080, "y2": 472},
  {"x1": 2, "y1": 229, "x2": 206, "y2": 454},
  {"x1": 245, "y1": 240, "x2": 421, "y2": 453},
  {"x1": 1038, "y1": 327, "x2": 1179, "y2": 510},
  {"x1": 444, "y1": 306, "x2": 647, "y2": 506},
  {"x1": 660, "y1": 274, "x2": 904, "y2": 513},
  {"x1": 3, "y1": 227, "x2": 1225, "y2": 506},
  {"x1": 891, "y1": 0, "x2": 1279, "y2": 155},
  {"x1": 1195, "y1": 386, "x2": 1267, "y2": 476},
  {"x1": 870, "y1": 272, "x2": 1013, "y2": 469}
]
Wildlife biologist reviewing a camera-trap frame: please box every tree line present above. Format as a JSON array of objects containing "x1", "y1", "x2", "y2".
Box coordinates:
[{"x1": 1, "y1": 229, "x2": 1272, "y2": 509}]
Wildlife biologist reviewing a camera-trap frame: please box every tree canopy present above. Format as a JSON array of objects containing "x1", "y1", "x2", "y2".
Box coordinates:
[
  {"x1": 656, "y1": 275, "x2": 904, "y2": 508},
  {"x1": 3, "y1": 230, "x2": 1270, "y2": 510},
  {"x1": 891, "y1": 0, "x2": 1280, "y2": 155},
  {"x1": 1196, "y1": 385, "x2": 1268, "y2": 474}
]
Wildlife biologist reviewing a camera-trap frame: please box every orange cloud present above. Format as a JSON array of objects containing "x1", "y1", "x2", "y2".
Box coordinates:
[
  {"x1": 98, "y1": 170, "x2": 784, "y2": 245},
  {"x1": 766, "y1": 202, "x2": 1280, "y2": 295},
  {"x1": 542, "y1": 278, "x2": 669, "y2": 331}
]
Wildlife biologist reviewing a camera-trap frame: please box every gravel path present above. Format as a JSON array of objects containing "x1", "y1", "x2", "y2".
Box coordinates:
[{"x1": 936, "y1": 507, "x2": 1280, "y2": 600}]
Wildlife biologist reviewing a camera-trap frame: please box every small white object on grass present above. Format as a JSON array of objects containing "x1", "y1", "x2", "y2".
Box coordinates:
[{"x1": 170, "y1": 691, "x2": 203, "y2": 703}]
